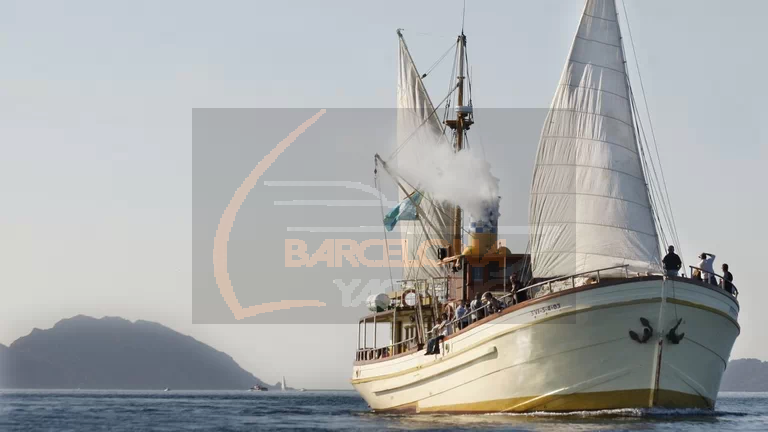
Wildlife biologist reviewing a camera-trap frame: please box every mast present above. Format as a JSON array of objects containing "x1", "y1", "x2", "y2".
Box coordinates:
[{"x1": 450, "y1": 32, "x2": 469, "y2": 256}]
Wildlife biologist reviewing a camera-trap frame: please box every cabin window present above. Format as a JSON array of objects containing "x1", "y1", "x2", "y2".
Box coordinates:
[
  {"x1": 472, "y1": 266, "x2": 484, "y2": 283},
  {"x1": 489, "y1": 261, "x2": 502, "y2": 280}
]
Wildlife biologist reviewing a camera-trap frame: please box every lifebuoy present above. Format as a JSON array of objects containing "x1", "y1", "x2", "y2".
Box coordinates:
[{"x1": 401, "y1": 288, "x2": 417, "y2": 307}]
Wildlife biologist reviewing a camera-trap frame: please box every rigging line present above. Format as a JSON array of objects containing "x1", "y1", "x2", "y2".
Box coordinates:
[
  {"x1": 378, "y1": 156, "x2": 457, "y2": 253},
  {"x1": 616, "y1": 5, "x2": 671, "y2": 266},
  {"x1": 422, "y1": 41, "x2": 461, "y2": 79},
  {"x1": 393, "y1": 172, "x2": 476, "y2": 238},
  {"x1": 399, "y1": 29, "x2": 454, "y2": 39},
  {"x1": 630, "y1": 85, "x2": 679, "y2": 253},
  {"x1": 621, "y1": 0, "x2": 682, "y2": 261},
  {"x1": 388, "y1": 83, "x2": 460, "y2": 162},
  {"x1": 399, "y1": 29, "x2": 454, "y2": 150},
  {"x1": 635, "y1": 96, "x2": 682, "y2": 256},
  {"x1": 631, "y1": 101, "x2": 668, "y2": 247},
  {"x1": 626, "y1": 62, "x2": 675, "y2": 239},
  {"x1": 628, "y1": 89, "x2": 667, "y2": 254},
  {"x1": 464, "y1": 39, "x2": 473, "y2": 106},
  {"x1": 442, "y1": 42, "x2": 460, "y2": 130},
  {"x1": 378, "y1": 162, "x2": 472, "y2": 238},
  {"x1": 374, "y1": 161, "x2": 396, "y2": 290}
]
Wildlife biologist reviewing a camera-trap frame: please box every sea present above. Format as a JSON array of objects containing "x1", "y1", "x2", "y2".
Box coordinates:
[{"x1": 1, "y1": 390, "x2": 766, "y2": 431}]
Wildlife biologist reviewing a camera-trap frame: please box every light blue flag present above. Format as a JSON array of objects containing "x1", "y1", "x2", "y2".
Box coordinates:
[{"x1": 383, "y1": 192, "x2": 422, "y2": 231}]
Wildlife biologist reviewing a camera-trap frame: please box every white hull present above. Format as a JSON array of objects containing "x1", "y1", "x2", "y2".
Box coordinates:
[{"x1": 351, "y1": 277, "x2": 739, "y2": 413}]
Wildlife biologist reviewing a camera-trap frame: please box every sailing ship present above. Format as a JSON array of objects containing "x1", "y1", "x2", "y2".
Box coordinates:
[
  {"x1": 351, "y1": 0, "x2": 740, "y2": 413},
  {"x1": 281, "y1": 376, "x2": 287, "y2": 392}
]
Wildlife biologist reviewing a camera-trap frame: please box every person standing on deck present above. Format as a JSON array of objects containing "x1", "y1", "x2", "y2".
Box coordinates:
[
  {"x1": 455, "y1": 300, "x2": 469, "y2": 330},
  {"x1": 721, "y1": 263, "x2": 735, "y2": 294},
  {"x1": 509, "y1": 272, "x2": 522, "y2": 304},
  {"x1": 662, "y1": 246, "x2": 682, "y2": 277},
  {"x1": 698, "y1": 252, "x2": 717, "y2": 285},
  {"x1": 470, "y1": 293, "x2": 484, "y2": 323}
]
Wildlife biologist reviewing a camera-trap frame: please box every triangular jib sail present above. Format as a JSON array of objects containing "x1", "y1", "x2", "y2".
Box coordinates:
[
  {"x1": 529, "y1": 0, "x2": 661, "y2": 278},
  {"x1": 394, "y1": 31, "x2": 454, "y2": 280}
]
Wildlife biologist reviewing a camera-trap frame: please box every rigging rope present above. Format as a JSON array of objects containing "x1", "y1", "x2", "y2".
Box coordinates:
[
  {"x1": 388, "y1": 83, "x2": 459, "y2": 162},
  {"x1": 620, "y1": 0, "x2": 685, "y2": 272},
  {"x1": 421, "y1": 42, "x2": 460, "y2": 80},
  {"x1": 374, "y1": 160, "x2": 396, "y2": 290}
]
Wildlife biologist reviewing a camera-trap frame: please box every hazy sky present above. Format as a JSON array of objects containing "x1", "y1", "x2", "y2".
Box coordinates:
[{"x1": 1, "y1": 0, "x2": 766, "y2": 389}]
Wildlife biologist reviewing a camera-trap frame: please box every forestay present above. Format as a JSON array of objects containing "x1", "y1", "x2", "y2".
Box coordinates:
[
  {"x1": 394, "y1": 32, "x2": 454, "y2": 280},
  {"x1": 529, "y1": 0, "x2": 661, "y2": 278}
]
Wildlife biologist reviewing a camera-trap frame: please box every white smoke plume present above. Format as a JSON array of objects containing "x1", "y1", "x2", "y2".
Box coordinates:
[{"x1": 391, "y1": 137, "x2": 500, "y2": 222}]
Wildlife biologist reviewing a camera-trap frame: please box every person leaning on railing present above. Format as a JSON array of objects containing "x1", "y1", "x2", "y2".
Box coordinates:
[
  {"x1": 662, "y1": 245, "x2": 682, "y2": 277},
  {"x1": 470, "y1": 293, "x2": 484, "y2": 323},
  {"x1": 482, "y1": 292, "x2": 503, "y2": 314},
  {"x1": 425, "y1": 313, "x2": 452, "y2": 355}
]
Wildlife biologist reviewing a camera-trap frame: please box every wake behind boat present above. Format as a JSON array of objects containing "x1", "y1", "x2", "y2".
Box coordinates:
[{"x1": 351, "y1": 0, "x2": 739, "y2": 413}]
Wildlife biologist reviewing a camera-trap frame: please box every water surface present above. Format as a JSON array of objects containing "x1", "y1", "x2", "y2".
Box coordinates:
[{"x1": 1, "y1": 390, "x2": 765, "y2": 431}]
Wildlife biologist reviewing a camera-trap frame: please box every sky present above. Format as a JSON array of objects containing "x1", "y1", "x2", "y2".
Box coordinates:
[{"x1": 1, "y1": 0, "x2": 766, "y2": 389}]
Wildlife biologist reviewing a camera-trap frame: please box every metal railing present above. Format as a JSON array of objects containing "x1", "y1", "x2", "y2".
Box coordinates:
[
  {"x1": 426, "y1": 291, "x2": 516, "y2": 338},
  {"x1": 520, "y1": 264, "x2": 631, "y2": 299},
  {"x1": 355, "y1": 335, "x2": 417, "y2": 362},
  {"x1": 426, "y1": 264, "x2": 642, "y2": 339},
  {"x1": 688, "y1": 266, "x2": 739, "y2": 298},
  {"x1": 422, "y1": 263, "x2": 741, "y2": 344}
]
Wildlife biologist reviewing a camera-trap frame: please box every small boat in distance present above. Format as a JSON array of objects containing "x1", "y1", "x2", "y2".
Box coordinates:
[
  {"x1": 249, "y1": 385, "x2": 269, "y2": 392},
  {"x1": 281, "y1": 376, "x2": 287, "y2": 391},
  {"x1": 163, "y1": 388, "x2": 170, "y2": 392}
]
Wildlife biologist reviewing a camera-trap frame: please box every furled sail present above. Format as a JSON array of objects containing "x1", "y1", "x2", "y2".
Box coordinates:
[
  {"x1": 529, "y1": 0, "x2": 661, "y2": 278},
  {"x1": 394, "y1": 31, "x2": 454, "y2": 280}
]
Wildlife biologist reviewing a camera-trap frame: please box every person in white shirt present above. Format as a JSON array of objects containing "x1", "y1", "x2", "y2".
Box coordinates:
[
  {"x1": 698, "y1": 252, "x2": 717, "y2": 285},
  {"x1": 442, "y1": 316, "x2": 453, "y2": 337}
]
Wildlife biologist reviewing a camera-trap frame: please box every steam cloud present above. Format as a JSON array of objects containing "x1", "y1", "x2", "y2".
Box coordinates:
[{"x1": 391, "y1": 136, "x2": 500, "y2": 222}]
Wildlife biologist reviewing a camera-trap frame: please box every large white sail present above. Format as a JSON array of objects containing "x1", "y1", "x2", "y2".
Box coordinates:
[
  {"x1": 529, "y1": 0, "x2": 661, "y2": 278},
  {"x1": 394, "y1": 32, "x2": 454, "y2": 281}
]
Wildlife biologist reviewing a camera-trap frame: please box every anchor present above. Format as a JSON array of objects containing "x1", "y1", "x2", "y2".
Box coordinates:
[
  {"x1": 629, "y1": 317, "x2": 653, "y2": 343},
  {"x1": 666, "y1": 318, "x2": 685, "y2": 344}
]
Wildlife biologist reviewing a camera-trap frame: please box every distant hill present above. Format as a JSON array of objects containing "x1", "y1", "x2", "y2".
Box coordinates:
[
  {"x1": 0, "y1": 315, "x2": 270, "y2": 390},
  {"x1": 721, "y1": 358, "x2": 768, "y2": 392}
]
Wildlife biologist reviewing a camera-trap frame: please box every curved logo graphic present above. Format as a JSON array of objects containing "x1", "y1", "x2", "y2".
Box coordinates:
[{"x1": 213, "y1": 110, "x2": 327, "y2": 320}]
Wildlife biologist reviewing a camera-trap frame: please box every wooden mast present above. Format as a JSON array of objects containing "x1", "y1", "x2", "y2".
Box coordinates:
[{"x1": 451, "y1": 33, "x2": 467, "y2": 256}]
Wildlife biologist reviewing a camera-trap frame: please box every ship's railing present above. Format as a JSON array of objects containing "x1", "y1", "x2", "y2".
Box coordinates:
[
  {"x1": 425, "y1": 264, "x2": 632, "y2": 338},
  {"x1": 426, "y1": 290, "x2": 517, "y2": 338},
  {"x1": 688, "y1": 266, "x2": 739, "y2": 298},
  {"x1": 355, "y1": 335, "x2": 417, "y2": 362},
  {"x1": 520, "y1": 264, "x2": 631, "y2": 299},
  {"x1": 422, "y1": 263, "x2": 739, "y2": 342}
]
